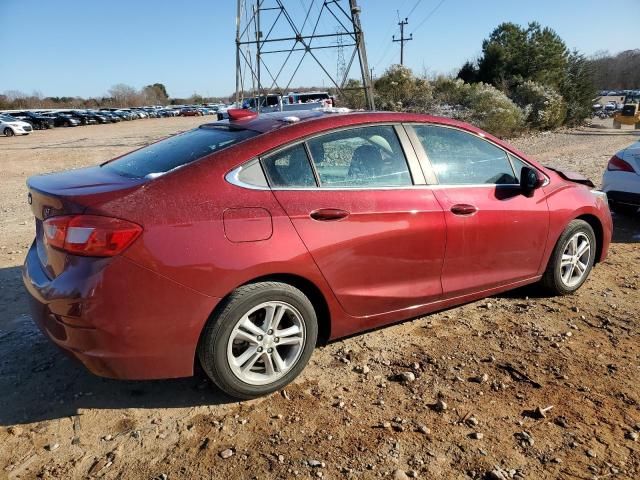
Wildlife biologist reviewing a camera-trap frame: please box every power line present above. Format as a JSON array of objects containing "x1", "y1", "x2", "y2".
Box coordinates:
[
  {"x1": 373, "y1": 0, "x2": 439, "y2": 73},
  {"x1": 406, "y1": 0, "x2": 424, "y2": 18},
  {"x1": 373, "y1": 0, "x2": 413, "y2": 69},
  {"x1": 373, "y1": 40, "x2": 395, "y2": 69},
  {"x1": 410, "y1": 0, "x2": 447, "y2": 35}
]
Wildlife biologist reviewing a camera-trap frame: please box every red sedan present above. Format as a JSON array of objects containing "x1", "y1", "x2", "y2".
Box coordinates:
[{"x1": 23, "y1": 109, "x2": 612, "y2": 399}]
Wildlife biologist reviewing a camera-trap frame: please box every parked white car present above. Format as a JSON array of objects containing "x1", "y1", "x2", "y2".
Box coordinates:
[
  {"x1": 0, "y1": 114, "x2": 33, "y2": 136},
  {"x1": 602, "y1": 140, "x2": 640, "y2": 214}
]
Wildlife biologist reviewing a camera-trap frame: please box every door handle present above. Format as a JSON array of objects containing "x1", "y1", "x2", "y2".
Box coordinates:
[
  {"x1": 450, "y1": 204, "x2": 478, "y2": 216},
  {"x1": 310, "y1": 208, "x2": 350, "y2": 221}
]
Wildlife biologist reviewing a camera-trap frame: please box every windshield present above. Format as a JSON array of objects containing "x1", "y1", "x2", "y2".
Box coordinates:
[
  {"x1": 0, "y1": 114, "x2": 17, "y2": 121},
  {"x1": 102, "y1": 126, "x2": 259, "y2": 178}
]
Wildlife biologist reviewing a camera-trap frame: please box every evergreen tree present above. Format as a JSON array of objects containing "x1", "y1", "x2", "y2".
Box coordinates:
[{"x1": 561, "y1": 51, "x2": 596, "y2": 126}]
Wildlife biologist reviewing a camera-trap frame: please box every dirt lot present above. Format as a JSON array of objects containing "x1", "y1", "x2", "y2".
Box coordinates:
[{"x1": 0, "y1": 117, "x2": 639, "y2": 480}]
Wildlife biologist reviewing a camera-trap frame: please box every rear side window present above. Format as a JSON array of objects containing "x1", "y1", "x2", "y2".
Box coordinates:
[
  {"x1": 306, "y1": 125, "x2": 412, "y2": 187},
  {"x1": 413, "y1": 125, "x2": 517, "y2": 185},
  {"x1": 261, "y1": 144, "x2": 316, "y2": 187},
  {"x1": 103, "y1": 126, "x2": 258, "y2": 178}
]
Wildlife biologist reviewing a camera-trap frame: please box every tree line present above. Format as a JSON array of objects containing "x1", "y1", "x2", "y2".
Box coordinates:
[
  {"x1": 342, "y1": 22, "x2": 637, "y2": 137},
  {"x1": 588, "y1": 49, "x2": 640, "y2": 90},
  {"x1": 3, "y1": 21, "x2": 637, "y2": 131},
  {"x1": 0, "y1": 83, "x2": 229, "y2": 110}
]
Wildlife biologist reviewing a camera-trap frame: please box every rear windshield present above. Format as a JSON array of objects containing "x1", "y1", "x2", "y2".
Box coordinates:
[{"x1": 102, "y1": 126, "x2": 258, "y2": 178}]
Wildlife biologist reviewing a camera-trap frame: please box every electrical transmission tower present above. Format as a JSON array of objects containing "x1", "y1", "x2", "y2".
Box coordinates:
[
  {"x1": 392, "y1": 18, "x2": 412, "y2": 65},
  {"x1": 336, "y1": 31, "x2": 346, "y2": 83},
  {"x1": 235, "y1": 0, "x2": 375, "y2": 110}
]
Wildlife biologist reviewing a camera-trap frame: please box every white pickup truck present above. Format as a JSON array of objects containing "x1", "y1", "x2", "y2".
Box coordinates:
[{"x1": 243, "y1": 91, "x2": 334, "y2": 113}]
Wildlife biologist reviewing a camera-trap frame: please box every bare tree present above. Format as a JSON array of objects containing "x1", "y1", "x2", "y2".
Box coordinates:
[
  {"x1": 588, "y1": 50, "x2": 640, "y2": 90},
  {"x1": 108, "y1": 84, "x2": 141, "y2": 107}
]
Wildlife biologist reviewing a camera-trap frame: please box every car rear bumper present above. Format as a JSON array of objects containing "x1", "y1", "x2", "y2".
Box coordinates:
[
  {"x1": 22, "y1": 242, "x2": 220, "y2": 380},
  {"x1": 602, "y1": 170, "x2": 640, "y2": 205},
  {"x1": 605, "y1": 190, "x2": 640, "y2": 206}
]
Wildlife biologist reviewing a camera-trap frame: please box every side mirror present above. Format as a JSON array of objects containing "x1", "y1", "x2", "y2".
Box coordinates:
[{"x1": 520, "y1": 166, "x2": 544, "y2": 196}]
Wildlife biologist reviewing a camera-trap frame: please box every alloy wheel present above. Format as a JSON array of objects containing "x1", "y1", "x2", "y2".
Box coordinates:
[
  {"x1": 227, "y1": 301, "x2": 306, "y2": 386},
  {"x1": 560, "y1": 232, "x2": 591, "y2": 288}
]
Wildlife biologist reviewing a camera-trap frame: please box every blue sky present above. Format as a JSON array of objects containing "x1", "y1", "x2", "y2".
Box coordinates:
[{"x1": 1, "y1": 0, "x2": 638, "y2": 99}]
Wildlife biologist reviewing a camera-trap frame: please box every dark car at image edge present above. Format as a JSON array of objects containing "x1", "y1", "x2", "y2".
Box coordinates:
[{"x1": 22, "y1": 109, "x2": 612, "y2": 399}]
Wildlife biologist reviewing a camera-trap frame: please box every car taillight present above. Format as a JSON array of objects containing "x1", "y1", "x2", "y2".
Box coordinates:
[
  {"x1": 43, "y1": 215, "x2": 142, "y2": 257},
  {"x1": 607, "y1": 155, "x2": 635, "y2": 172}
]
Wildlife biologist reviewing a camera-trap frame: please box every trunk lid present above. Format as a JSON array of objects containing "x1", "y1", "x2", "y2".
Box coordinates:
[{"x1": 27, "y1": 166, "x2": 145, "y2": 278}]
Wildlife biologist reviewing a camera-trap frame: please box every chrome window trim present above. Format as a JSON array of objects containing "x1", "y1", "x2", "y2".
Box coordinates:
[
  {"x1": 225, "y1": 121, "x2": 550, "y2": 191},
  {"x1": 256, "y1": 185, "x2": 446, "y2": 191},
  {"x1": 225, "y1": 158, "x2": 271, "y2": 190},
  {"x1": 263, "y1": 122, "x2": 419, "y2": 191}
]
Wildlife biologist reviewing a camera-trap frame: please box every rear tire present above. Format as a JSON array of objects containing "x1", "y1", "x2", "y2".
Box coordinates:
[
  {"x1": 541, "y1": 220, "x2": 596, "y2": 295},
  {"x1": 613, "y1": 120, "x2": 622, "y2": 129},
  {"x1": 198, "y1": 282, "x2": 318, "y2": 399}
]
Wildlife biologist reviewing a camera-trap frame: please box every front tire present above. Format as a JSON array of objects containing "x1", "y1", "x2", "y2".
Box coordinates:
[
  {"x1": 198, "y1": 282, "x2": 318, "y2": 399},
  {"x1": 541, "y1": 220, "x2": 596, "y2": 295},
  {"x1": 3, "y1": 127, "x2": 14, "y2": 137}
]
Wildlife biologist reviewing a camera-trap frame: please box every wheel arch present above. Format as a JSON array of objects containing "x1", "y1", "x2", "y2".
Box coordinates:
[
  {"x1": 576, "y1": 213, "x2": 604, "y2": 263},
  {"x1": 237, "y1": 273, "x2": 331, "y2": 345},
  {"x1": 195, "y1": 272, "x2": 332, "y2": 368}
]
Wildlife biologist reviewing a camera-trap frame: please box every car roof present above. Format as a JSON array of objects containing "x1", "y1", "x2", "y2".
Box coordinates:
[
  {"x1": 196, "y1": 109, "x2": 540, "y2": 172},
  {"x1": 204, "y1": 109, "x2": 473, "y2": 135}
]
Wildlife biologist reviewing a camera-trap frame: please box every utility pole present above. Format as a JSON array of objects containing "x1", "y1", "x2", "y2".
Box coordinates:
[{"x1": 392, "y1": 18, "x2": 412, "y2": 65}]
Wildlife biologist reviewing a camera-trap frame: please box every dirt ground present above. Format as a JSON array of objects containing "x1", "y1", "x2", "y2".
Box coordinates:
[{"x1": 0, "y1": 117, "x2": 638, "y2": 480}]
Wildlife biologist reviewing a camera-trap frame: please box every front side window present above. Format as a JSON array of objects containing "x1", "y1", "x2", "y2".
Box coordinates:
[
  {"x1": 413, "y1": 125, "x2": 517, "y2": 185},
  {"x1": 306, "y1": 125, "x2": 412, "y2": 187},
  {"x1": 509, "y1": 154, "x2": 528, "y2": 182},
  {"x1": 261, "y1": 144, "x2": 316, "y2": 188}
]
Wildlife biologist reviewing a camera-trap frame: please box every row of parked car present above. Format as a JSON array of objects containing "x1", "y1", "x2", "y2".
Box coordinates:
[{"x1": 0, "y1": 105, "x2": 229, "y2": 137}]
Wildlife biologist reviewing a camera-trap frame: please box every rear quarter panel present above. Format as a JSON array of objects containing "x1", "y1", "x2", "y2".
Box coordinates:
[{"x1": 84, "y1": 146, "x2": 345, "y2": 328}]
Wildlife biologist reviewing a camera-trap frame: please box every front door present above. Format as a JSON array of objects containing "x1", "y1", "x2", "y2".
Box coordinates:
[
  {"x1": 262, "y1": 124, "x2": 447, "y2": 317},
  {"x1": 408, "y1": 124, "x2": 550, "y2": 297}
]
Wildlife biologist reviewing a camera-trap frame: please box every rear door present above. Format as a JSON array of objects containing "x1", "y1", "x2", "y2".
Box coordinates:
[
  {"x1": 265, "y1": 124, "x2": 447, "y2": 317},
  {"x1": 407, "y1": 124, "x2": 550, "y2": 297}
]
